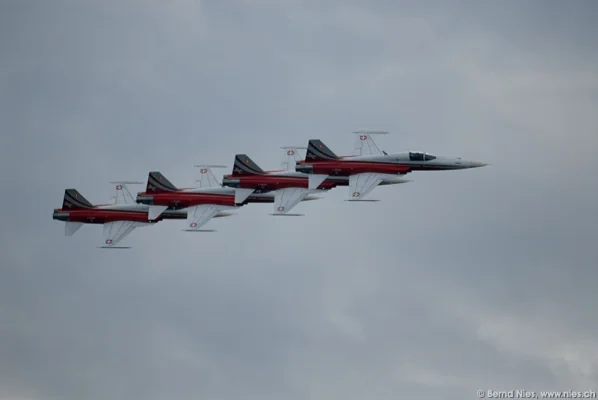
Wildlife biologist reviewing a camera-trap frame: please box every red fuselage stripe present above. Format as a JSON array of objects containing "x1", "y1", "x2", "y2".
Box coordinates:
[
  {"x1": 304, "y1": 161, "x2": 411, "y2": 175},
  {"x1": 58, "y1": 209, "x2": 152, "y2": 224},
  {"x1": 226, "y1": 175, "x2": 338, "y2": 190}
]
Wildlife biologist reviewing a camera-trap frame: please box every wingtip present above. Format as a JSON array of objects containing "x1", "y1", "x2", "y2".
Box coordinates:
[
  {"x1": 352, "y1": 130, "x2": 389, "y2": 135},
  {"x1": 268, "y1": 213, "x2": 305, "y2": 216},
  {"x1": 344, "y1": 199, "x2": 382, "y2": 202},
  {"x1": 193, "y1": 164, "x2": 228, "y2": 168},
  {"x1": 303, "y1": 195, "x2": 324, "y2": 201}
]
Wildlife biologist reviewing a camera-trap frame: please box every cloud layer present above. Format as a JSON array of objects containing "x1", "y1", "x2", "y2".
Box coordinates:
[{"x1": 1, "y1": 1, "x2": 597, "y2": 399}]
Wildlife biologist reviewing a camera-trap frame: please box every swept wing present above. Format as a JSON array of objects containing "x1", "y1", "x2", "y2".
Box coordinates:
[
  {"x1": 183, "y1": 204, "x2": 235, "y2": 232},
  {"x1": 271, "y1": 187, "x2": 309, "y2": 216},
  {"x1": 101, "y1": 220, "x2": 150, "y2": 248}
]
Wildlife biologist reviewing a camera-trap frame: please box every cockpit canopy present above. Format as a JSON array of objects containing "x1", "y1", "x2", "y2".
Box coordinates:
[{"x1": 409, "y1": 152, "x2": 436, "y2": 161}]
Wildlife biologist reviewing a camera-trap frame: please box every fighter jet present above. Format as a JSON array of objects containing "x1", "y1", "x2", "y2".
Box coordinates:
[
  {"x1": 135, "y1": 166, "x2": 319, "y2": 230},
  {"x1": 221, "y1": 151, "x2": 340, "y2": 216},
  {"x1": 295, "y1": 131, "x2": 487, "y2": 200},
  {"x1": 222, "y1": 147, "x2": 411, "y2": 215},
  {"x1": 281, "y1": 144, "x2": 412, "y2": 193},
  {"x1": 52, "y1": 182, "x2": 187, "y2": 248}
]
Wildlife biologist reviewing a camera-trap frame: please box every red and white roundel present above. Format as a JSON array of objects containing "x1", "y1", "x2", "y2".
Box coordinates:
[
  {"x1": 105, "y1": 239, "x2": 113, "y2": 244},
  {"x1": 190, "y1": 222, "x2": 198, "y2": 228},
  {"x1": 278, "y1": 206, "x2": 285, "y2": 212},
  {"x1": 287, "y1": 150, "x2": 295, "y2": 156},
  {"x1": 200, "y1": 168, "x2": 208, "y2": 174},
  {"x1": 116, "y1": 185, "x2": 123, "y2": 190},
  {"x1": 360, "y1": 135, "x2": 368, "y2": 140}
]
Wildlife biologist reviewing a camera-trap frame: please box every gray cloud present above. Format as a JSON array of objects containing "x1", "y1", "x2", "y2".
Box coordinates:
[{"x1": 1, "y1": 0, "x2": 597, "y2": 399}]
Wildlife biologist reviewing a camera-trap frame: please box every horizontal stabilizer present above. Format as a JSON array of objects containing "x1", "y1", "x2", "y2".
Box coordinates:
[
  {"x1": 182, "y1": 229, "x2": 217, "y2": 232},
  {"x1": 308, "y1": 174, "x2": 328, "y2": 190},
  {"x1": 148, "y1": 205, "x2": 168, "y2": 220},
  {"x1": 65, "y1": 221, "x2": 83, "y2": 236},
  {"x1": 97, "y1": 246, "x2": 132, "y2": 249},
  {"x1": 234, "y1": 188, "x2": 255, "y2": 204}
]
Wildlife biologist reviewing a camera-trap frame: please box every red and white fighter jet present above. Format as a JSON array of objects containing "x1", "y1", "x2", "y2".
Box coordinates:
[
  {"x1": 221, "y1": 149, "x2": 343, "y2": 216},
  {"x1": 222, "y1": 145, "x2": 411, "y2": 214},
  {"x1": 52, "y1": 182, "x2": 186, "y2": 248},
  {"x1": 296, "y1": 131, "x2": 487, "y2": 200},
  {"x1": 135, "y1": 166, "x2": 318, "y2": 230}
]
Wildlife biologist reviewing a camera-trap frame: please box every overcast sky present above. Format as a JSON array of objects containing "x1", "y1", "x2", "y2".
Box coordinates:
[{"x1": 1, "y1": 1, "x2": 598, "y2": 399}]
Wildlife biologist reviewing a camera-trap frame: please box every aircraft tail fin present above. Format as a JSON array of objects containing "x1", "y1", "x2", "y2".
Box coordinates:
[
  {"x1": 306, "y1": 139, "x2": 339, "y2": 162},
  {"x1": 146, "y1": 171, "x2": 178, "y2": 193},
  {"x1": 232, "y1": 154, "x2": 265, "y2": 176},
  {"x1": 62, "y1": 189, "x2": 94, "y2": 209}
]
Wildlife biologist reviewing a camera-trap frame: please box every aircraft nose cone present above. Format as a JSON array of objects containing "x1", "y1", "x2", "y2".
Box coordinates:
[{"x1": 471, "y1": 161, "x2": 488, "y2": 168}]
